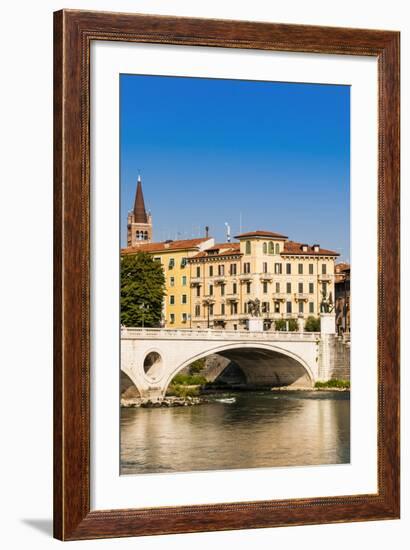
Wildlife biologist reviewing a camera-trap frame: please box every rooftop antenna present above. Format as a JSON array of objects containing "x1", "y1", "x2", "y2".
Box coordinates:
[
  {"x1": 205, "y1": 225, "x2": 209, "y2": 238},
  {"x1": 225, "y1": 222, "x2": 231, "y2": 243}
]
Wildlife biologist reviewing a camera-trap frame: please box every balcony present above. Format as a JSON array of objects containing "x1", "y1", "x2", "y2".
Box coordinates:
[
  {"x1": 259, "y1": 272, "x2": 273, "y2": 281},
  {"x1": 238, "y1": 273, "x2": 253, "y2": 281},
  {"x1": 190, "y1": 277, "x2": 202, "y2": 286},
  {"x1": 318, "y1": 274, "x2": 333, "y2": 282},
  {"x1": 213, "y1": 313, "x2": 226, "y2": 321},
  {"x1": 294, "y1": 293, "x2": 309, "y2": 302},
  {"x1": 213, "y1": 275, "x2": 226, "y2": 284},
  {"x1": 202, "y1": 296, "x2": 215, "y2": 304},
  {"x1": 272, "y1": 292, "x2": 287, "y2": 302},
  {"x1": 226, "y1": 294, "x2": 239, "y2": 303}
]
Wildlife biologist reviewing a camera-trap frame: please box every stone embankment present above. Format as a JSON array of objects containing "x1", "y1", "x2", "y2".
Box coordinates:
[{"x1": 121, "y1": 395, "x2": 208, "y2": 408}]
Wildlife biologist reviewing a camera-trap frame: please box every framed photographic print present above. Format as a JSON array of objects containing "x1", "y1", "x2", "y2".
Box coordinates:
[{"x1": 54, "y1": 9, "x2": 400, "y2": 540}]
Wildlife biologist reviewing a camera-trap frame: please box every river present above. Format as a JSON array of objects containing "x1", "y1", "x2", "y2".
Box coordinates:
[{"x1": 120, "y1": 391, "x2": 350, "y2": 475}]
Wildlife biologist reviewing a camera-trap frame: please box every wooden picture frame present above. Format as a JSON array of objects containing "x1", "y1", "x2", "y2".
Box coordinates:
[{"x1": 53, "y1": 9, "x2": 400, "y2": 540}]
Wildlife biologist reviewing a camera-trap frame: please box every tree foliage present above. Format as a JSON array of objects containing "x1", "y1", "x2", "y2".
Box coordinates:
[
  {"x1": 120, "y1": 252, "x2": 166, "y2": 327},
  {"x1": 305, "y1": 316, "x2": 321, "y2": 332}
]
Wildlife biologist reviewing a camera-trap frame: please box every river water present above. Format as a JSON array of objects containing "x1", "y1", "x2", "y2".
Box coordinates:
[{"x1": 121, "y1": 391, "x2": 350, "y2": 475}]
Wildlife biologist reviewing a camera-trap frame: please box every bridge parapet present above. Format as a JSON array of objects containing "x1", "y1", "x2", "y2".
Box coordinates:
[{"x1": 121, "y1": 327, "x2": 320, "y2": 342}]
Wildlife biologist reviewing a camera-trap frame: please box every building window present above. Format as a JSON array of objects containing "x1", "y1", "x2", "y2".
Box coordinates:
[
  {"x1": 230, "y1": 302, "x2": 238, "y2": 315},
  {"x1": 169, "y1": 295, "x2": 175, "y2": 305},
  {"x1": 195, "y1": 305, "x2": 200, "y2": 317},
  {"x1": 244, "y1": 302, "x2": 249, "y2": 314},
  {"x1": 286, "y1": 282, "x2": 291, "y2": 294},
  {"x1": 286, "y1": 263, "x2": 291, "y2": 274},
  {"x1": 230, "y1": 263, "x2": 237, "y2": 275},
  {"x1": 275, "y1": 282, "x2": 280, "y2": 293},
  {"x1": 209, "y1": 265, "x2": 214, "y2": 277},
  {"x1": 209, "y1": 304, "x2": 214, "y2": 315},
  {"x1": 221, "y1": 284, "x2": 225, "y2": 296},
  {"x1": 245, "y1": 241, "x2": 251, "y2": 255},
  {"x1": 154, "y1": 257, "x2": 161, "y2": 263},
  {"x1": 209, "y1": 284, "x2": 213, "y2": 296},
  {"x1": 263, "y1": 281, "x2": 268, "y2": 293},
  {"x1": 286, "y1": 301, "x2": 292, "y2": 314},
  {"x1": 269, "y1": 241, "x2": 274, "y2": 254},
  {"x1": 246, "y1": 282, "x2": 251, "y2": 294},
  {"x1": 181, "y1": 275, "x2": 187, "y2": 286},
  {"x1": 262, "y1": 301, "x2": 270, "y2": 313},
  {"x1": 218, "y1": 264, "x2": 225, "y2": 276},
  {"x1": 196, "y1": 266, "x2": 200, "y2": 277},
  {"x1": 299, "y1": 301, "x2": 304, "y2": 313},
  {"x1": 196, "y1": 286, "x2": 201, "y2": 297},
  {"x1": 182, "y1": 313, "x2": 188, "y2": 323},
  {"x1": 170, "y1": 314, "x2": 175, "y2": 324},
  {"x1": 275, "y1": 243, "x2": 280, "y2": 254},
  {"x1": 170, "y1": 276, "x2": 175, "y2": 287},
  {"x1": 233, "y1": 283, "x2": 237, "y2": 294},
  {"x1": 309, "y1": 282, "x2": 314, "y2": 293},
  {"x1": 221, "y1": 303, "x2": 225, "y2": 315},
  {"x1": 309, "y1": 302, "x2": 314, "y2": 313},
  {"x1": 244, "y1": 262, "x2": 251, "y2": 274},
  {"x1": 274, "y1": 301, "x2": 280, "y2": 313},
  {"x1": 298, "y1": 263, "x2": 303, "y2": 275},
  {"x1": 263, "y1": 262, "x2": 268, "y2": 273},
  {"x1": 309, "y1": 263, "x2": 314, "y2": 275},
  {"x1": 181, "y1": 257, "x2": 187, "y2": 268},
  {"x1": 322, "y1": 264, "x2": 327, "y2": 275},
  {"x1": 298, "y1": 282, "x2": 303, "y2": 293},
  {"x1": 181, "y1": 294, "x2": 187, "y2": 304},
  {"x1": 168, "y1": 258, "x2": 175, "y2": 269},
  {"x1": 274, "y1": 263, "x2": 282, "y2": 274},
  {"x1": 263, "y1": 242, "x2": 267, "y2": 254}
]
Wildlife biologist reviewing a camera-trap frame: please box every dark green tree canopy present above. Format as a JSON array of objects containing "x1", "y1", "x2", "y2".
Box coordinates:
[{"x1": 121, "y1": 252, "x2": 166, "y2": 327}]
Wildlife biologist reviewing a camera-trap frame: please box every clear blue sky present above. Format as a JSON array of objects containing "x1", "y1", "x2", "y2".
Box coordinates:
[{"x1": 120, "y1": 74, "x2": 350, "y2": 262}]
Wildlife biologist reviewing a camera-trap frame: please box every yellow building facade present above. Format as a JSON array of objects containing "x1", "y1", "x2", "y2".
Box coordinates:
[
  {"x1": 121, "y1": 237, "x2": 214, "y2": 328},
  {"x1": 188, "y1": 231, "x2": 339, "y2": 330}
]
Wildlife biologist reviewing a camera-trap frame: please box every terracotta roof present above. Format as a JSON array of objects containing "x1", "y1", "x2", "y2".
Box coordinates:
[
  {"x1": 206, "y1": 243, "x2": 240, "y2": 251},
  {"x1": 335, "y1": 262, "x2": 350, "y2": 273},
  {"x1": 133, "y1": 178, "x2": 148, "y2": 223},
  {"x1": 121, "y1": 237, "x2": 210, "y2": 255},
  {"x1": 281, "y1": 241, "x2": 340, "y2": 257},
  {"x1": 234, "y1": 230, "x2": 288, "y2": 239}
]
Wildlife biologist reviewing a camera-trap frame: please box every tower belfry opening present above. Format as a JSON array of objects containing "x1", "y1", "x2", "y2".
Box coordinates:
[{"x1": 127, "y1": 175, "x2": 153, "y2": 247}]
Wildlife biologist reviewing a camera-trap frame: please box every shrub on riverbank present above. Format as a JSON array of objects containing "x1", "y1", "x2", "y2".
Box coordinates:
[
  {"x1": 166, "y1": 385, "x2": 201, "y2": 398},
  {"x1": 315, "y1": 379, "x2": 350, "y2": 389},
  {"x1": 171, "y1": 373, "x2": 207, "y2": 386}
]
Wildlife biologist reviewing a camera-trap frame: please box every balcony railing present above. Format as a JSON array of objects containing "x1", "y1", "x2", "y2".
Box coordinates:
[
  {"x1": 226, "y1": 293, "x2": 239, "y2": 302},
  {"x1": 190, "y1": 277, "x2": 202, "y2": 286},
  {"x1": 259, "y1": 272, "x2": 273, "y2": 281},
  {"x1": 213, "y1": 275, "x2": 226, "y2": 284},
  {"x1": 238, "y1": 273, "x2": 253, "y2": 281},
  {"x1": 294, "y1": 293, "x2": 309, "y2": 302},
  {"x1": 272, "y1": 292, "x2": 287, "y2": 301}
]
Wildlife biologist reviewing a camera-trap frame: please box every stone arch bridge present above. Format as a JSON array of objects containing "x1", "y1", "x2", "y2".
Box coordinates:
[{"x1": 121, "y1": 327, "x2": 333, "y2": 401}]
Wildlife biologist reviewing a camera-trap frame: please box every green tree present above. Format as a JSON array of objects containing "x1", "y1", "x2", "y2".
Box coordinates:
[
  {"x1": 305, "y1": 316, "x2": 321, "y2": 332},
  {"x1": 120, "y1": 252, "x2": 166, "y2": 327}
]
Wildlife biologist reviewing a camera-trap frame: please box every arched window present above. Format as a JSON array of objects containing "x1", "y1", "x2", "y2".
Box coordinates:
[
  {"x1": 263, "y1": 242, "x2": 267, "y2": 254},
  {"x1": 275, "y1": 243, "x2": 280, "y2": 254},
  {"x1": 269, "y1": 242, "x2": 274, "y2": 254},
  {"x1": 245, "y1": 241, "x2": 251, "y2": 255}
]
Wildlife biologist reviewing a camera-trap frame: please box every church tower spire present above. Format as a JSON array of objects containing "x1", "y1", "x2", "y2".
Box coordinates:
[{"x1": 127, "y1": 175, "x2": 153, "y2": 247}]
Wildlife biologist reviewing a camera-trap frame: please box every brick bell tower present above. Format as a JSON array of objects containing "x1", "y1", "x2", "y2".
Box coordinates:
[{"x1": 127, "y1": 175, "x2": 153, "y2": 247}]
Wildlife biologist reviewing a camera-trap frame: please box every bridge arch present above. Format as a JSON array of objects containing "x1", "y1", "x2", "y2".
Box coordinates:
[{"x1": 164, "y1": 342, "x2": 315, "y2": 394}]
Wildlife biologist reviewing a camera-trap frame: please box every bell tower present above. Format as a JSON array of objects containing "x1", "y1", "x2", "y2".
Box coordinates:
[{"x1": 127, "y1": 175, "x2": 153, "y2": 247}]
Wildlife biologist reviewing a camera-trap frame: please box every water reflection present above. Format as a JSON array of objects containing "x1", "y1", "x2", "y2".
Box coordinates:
[{"x1": 120, "y1": 391, "x2": 350, "y2": 474}]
